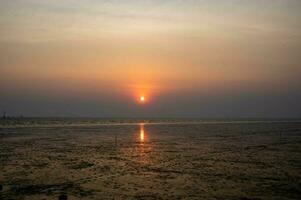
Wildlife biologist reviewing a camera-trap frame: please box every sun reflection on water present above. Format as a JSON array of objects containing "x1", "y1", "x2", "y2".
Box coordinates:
[
  {"x1": 140, "y1": 123, "x2": 145, "y2": 142},
  {"x1": 137, "y1": 123, "x2": 151, "y2": 165}
]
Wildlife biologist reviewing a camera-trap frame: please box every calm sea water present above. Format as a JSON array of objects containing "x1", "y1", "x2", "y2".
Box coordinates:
[{"x1": 0, "y1": 118, "x2": 300, "y2": 199}]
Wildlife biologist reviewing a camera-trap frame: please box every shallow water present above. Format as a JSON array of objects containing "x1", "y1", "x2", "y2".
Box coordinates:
[{"x1": 0, "y1": 119, "x2": 300, "y2": 199}]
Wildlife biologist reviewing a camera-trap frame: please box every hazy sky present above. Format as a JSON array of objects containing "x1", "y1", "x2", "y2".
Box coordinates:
[{"x1": 0, "y1": 0, "x2": 301, "y2": 117}]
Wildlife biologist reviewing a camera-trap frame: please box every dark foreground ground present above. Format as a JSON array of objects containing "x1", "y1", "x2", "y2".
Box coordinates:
[{"x1": 0, "y1": 119, "x2": 300, "y2": 199}]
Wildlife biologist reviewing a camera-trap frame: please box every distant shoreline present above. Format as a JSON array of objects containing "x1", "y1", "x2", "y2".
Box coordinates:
[{"x1": 1, "y1": 118, "x2": 301, "y2": 129}]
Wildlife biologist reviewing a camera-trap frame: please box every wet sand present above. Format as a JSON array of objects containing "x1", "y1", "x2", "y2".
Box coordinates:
[{"x1": 0, "y1": 120, "x2": 300, "y2": 199}]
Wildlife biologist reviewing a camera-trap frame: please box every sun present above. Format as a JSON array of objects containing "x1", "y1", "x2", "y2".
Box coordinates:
[{"x1": 136, "y1": 93, "x2": 148, "y2": 104}]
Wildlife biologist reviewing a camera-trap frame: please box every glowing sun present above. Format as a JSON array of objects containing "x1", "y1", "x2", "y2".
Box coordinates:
[{"x1": 140, "y1": 96, "x2": 145, "y2": 102}]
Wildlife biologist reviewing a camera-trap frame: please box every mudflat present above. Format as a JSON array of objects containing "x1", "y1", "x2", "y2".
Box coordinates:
[{"x1": 0, "y1": 119, "x2": 300, "y2": 199}]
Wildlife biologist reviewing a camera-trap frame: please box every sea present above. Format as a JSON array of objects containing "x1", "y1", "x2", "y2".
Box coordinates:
[{"x1": 0, "y1": 118, "x2": 300, "y2": 199}]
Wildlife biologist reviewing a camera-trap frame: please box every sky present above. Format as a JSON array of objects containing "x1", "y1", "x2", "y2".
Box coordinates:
[{"x1": 0, "y1": 0, "x2": 301, "y2": 118}]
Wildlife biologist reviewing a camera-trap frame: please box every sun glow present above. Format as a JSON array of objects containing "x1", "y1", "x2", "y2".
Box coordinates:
[{"x1": 137, "y1": 94, "x2": 147, "y2": 104}]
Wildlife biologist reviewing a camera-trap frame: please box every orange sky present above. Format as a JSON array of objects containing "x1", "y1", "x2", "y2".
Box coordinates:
[{"x1": 0, "y1": 0, "x2": 300, "y2": 117}]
